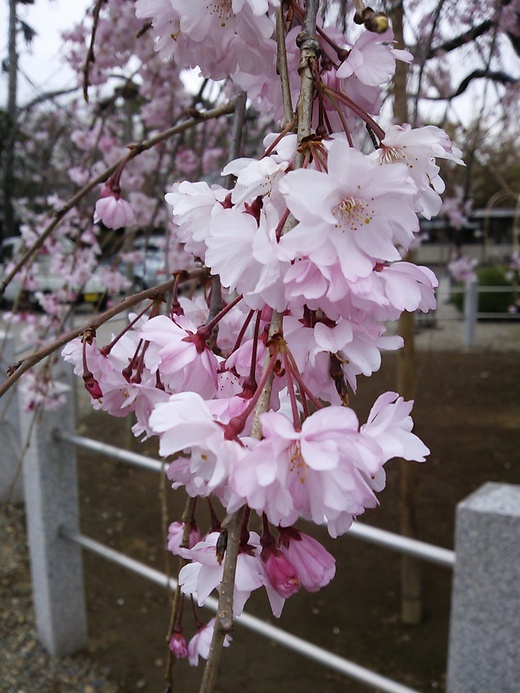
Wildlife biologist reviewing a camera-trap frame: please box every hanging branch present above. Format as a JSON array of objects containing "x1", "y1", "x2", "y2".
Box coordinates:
[
  {"x1": 197, "y1": 4, "x2": 321, "y2": 693},
  {"x1": 427, "y1": 18, "x2": 493, "y2": 58},
  {"x1": 0, "y1": 100, "x2": 236, "y2": 301},
  {"x1": 276, "y1": 3, "x2": 294, "y2": 125},
  {"x1": 164, "y1": 495, "x2": 197, "y2": 691},
  {"x1": 82, "y1": 0, "x2": 108, "y2": 102}
]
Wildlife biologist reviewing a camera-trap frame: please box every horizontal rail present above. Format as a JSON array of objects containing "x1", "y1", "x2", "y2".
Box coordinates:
[
  {"x1": 60, "y1": 431, "x2": 455, "y2": 568},
  {"x1": 442, "y1": 285, "x2": 520, "y2": 294},
  {"x1": 347, "y1": 522, "x2": 455, "y2": 568},
  {"x1": 62, "y1": 529, "x2": 420, "y2": 693},
  {"x1": 57, "y1": 431, "x2": 164, "y2": 473}
]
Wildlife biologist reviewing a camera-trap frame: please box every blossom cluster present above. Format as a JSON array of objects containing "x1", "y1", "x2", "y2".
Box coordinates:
[{"x1": 59, "y1": 0, "x2": 465, "y2": 664}]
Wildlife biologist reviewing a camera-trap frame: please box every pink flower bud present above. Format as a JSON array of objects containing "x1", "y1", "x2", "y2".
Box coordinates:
[
  {"x1": 83, "y1": 372, "x2": 103, "y2": 400},
  {"x1": 167, "y1": 521, "x2": 201, "y2": 555},
  {"x1": 279, "y1": 528, "x2": 336, "y2": 593},
  {"x1": 169, "y1": 629, "x2": 188, "y2": 659},
  {"x1": 262, "y1": 550, "x2": 300, "y2": 598},
  {"x1": 93, "y1": 184, "x2": 135, "y2": 229}
]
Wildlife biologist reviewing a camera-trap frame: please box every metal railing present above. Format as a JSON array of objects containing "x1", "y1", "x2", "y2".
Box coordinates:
[
  {"x1": 60, "y1": 430, "x2": 456, "y2": 570},
  {"x1": 61, "y1": 528, "x2": 420, "y2": 693},
  {"x1": 53, "y1": 428, "x2": 459, "y2": 693}
]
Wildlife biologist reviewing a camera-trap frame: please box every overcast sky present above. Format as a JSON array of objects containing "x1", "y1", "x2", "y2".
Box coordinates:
[{"x1": 0, "y1": 0, "x2": 90, "y2": 107}]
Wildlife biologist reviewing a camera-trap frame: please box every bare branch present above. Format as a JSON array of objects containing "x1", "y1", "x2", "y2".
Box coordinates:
[
  {"x1": 427, "y1": 19, "x2": 493, "y2": 58},
  {"x1": 422, "y1": 69, "x2": 518, "y2": 100},
  {"x1": 20, "y1": 87, "x2": 80, "y2": 111},
  {"x1": 82, "y1": 0, "x2": 108, "y2": 103}
]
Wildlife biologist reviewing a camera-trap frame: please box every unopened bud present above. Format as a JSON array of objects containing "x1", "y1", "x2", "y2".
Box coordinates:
[
  {"x1": 353, "y1": 6, "x2": 390, "y2": 34},
  {"x1": 365, "y1": 12, "x2": 389, "y2": 33}
]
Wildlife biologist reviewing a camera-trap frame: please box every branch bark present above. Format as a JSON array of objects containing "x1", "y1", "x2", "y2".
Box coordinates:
[{"x1": 427, "y1": 19, "x2": 493, "y2": 58}]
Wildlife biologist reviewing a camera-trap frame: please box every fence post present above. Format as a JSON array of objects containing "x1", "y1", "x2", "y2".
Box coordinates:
[
  {"x1": 0, "y1": 331, "x2": 23, "y2": 504},
  {"x1": 463, "y1": 279, "x2": 477, "y2": 349},
  {"x1": 19, "y1": 384, "x2": 89, "y2": 656},
  {"x1": 446, "y1": 483, "x2": 520, "y2": 693}
]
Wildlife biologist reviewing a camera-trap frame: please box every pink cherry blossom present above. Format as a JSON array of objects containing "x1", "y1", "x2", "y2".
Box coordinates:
[
  {"x1": 141, "y1": 314, "x2": 220, "y2": 399},
  {"x1": 167, "y1": 521, "x2": 201, "y2": 554},
  {"x1": 336, "y1": 29, "x2": 412, "y2": 86},
  {"x1": 280, "y1": 139, "x2": 420, "y2": 281},
  {"x1": 230, "y1": 406, "x2": 384, "y2": 535},
  {"x1": 374, "y1": 124, "x2": 464, "y2": 218},
  {"x1": 361, "y1": 391, "x2": 430, "y2": 463},
  {"x1": 187, "y1": 618, "x2": 231, "y2": 666},
  {"x1": 261, "y1": 550, "x2": 301, "y2": 598},
  {"x1": 278, "y1": 528, "x2": 336, "y2": 593},
  {"x1": 148, "y1": 392, "x2": 248, "y2": 499},
  {"x1": 448, "y1": 255, "x2": 478, "y2": 283},
  {"x1": 93, "y1": 184, "x2": 135, "y2": 229},
  {"x1": 178, "y1": 531, "x2": 286, "y2": 617}
]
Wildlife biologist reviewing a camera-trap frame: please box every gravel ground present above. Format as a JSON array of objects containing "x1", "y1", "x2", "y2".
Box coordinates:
[{"x1": 1, "y1": 505, "x2": 117, "y2": 693}]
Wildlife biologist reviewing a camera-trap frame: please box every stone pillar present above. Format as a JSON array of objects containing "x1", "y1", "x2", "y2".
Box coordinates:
[
  {"x1": 20, "y1": 385, "x2": 88, "y2": 656},
  {"x1": 447, "y1": 483, "x2": 520, "y2": 693},
  {"x1": 0, "y1": 331, "x2": 23, "y2": 503},
  {"x1": 463, "y1": 279, "x2": 478, "y2": 349}
]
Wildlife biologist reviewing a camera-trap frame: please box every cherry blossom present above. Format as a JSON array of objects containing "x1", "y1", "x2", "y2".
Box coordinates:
[
  {"x1": 279, "y1": 139, "x2": 420, "y2": 281},
  {"x1": 229, "y1": 405, "x2": 387, "y2": 535},
  {"x1": 187, "y1": 618, "x2": 231, "y2": 666},
  {"x1": 44, "y1": 1, "x2": 467, "y2": 668},
  {"x1": 178, "y1": 531, "x2": 286, "y2": 617},
  {"x1": 93, "y1": 184, "x2": 135, "y2": 229},
  {"x1": 278, "y1": 528, "x2": 336, "y2": 593}
]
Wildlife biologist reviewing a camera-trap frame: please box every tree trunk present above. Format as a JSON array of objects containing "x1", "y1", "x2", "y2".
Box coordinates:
[{"x1": 391, "y1": 0, "x2": 423, "y2": 626}]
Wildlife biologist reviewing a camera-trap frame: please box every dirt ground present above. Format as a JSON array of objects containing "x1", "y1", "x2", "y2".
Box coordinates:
[{"x1": 72, "y1": 347, "x2": 520, "y2": 693}]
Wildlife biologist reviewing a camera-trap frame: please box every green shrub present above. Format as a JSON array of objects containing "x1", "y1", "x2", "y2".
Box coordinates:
[{"x1": 452, "y1": 265, "x2": 515, "y2": 314}]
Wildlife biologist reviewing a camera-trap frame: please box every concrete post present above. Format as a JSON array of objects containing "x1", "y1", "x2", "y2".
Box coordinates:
[
  {"x1": 0, "y1": 331, "x2": 23, "y2": 503},
  {"x1": 463, "y1": 279, "x2": 478, "y2": 349},
  {"x1": 20, "y1": 385, "x2": 89, "y2": 656},
  {"x1": 447, "y1": 483, "x2": 520, "y2": 693}
]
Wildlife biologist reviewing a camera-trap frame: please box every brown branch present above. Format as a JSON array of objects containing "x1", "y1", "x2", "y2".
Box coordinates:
[
  {"x1": 427, "y1": 19, "x2": 493, "y2": 58},
  {"x1": 20, "y1": 86, "x2": 80, "y2": 111},
  {"x1": 420, "y1": 69, "x2": 518, "y2": 100},
  {"x1": 0, "y1": 269, "x2": 206, "y2": 400},
  {"x1": 0, "y1": 100, "x2": 236, "y2": 301},
  {"x1": 164, "y1": 495, "x2": 197, "y2": 690},
  {"x1": 198, "y1": 507, "x2": 245, "y2": 693},
  {"x1": 82, "y1": 0, "x2": 108, "y2": 103},
  {"x1": 276, "y1": 3, "x2": 294, "y2": 126},
  {"x1": 451, "y1": 69, "x2": 517, "y2": 98}
]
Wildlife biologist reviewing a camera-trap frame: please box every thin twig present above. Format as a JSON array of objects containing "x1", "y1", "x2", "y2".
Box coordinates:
[
  {"x1": 209, "y1": 91, "x2": 248, "y2": 327},
  {"x1": 276, "y1": 3, "x2": 294, "y2": 125},
  {"x1": 164, "y1": 495, "x2": 197, "y2": 690},
  {"x1": 198, "y1": 91, "x2": 249, "y2": 691},
  {"x1": 82, "y1": 0, "x2": 107, "y2": 103}
]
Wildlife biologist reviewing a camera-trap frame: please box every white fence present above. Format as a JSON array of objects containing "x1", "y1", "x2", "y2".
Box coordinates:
[
  {"x1": 437, "y1": 281, "x2": 520, "y2": 349},
  {"x1": 1, "y1": 367, "x2": 519, "y2": 693}
]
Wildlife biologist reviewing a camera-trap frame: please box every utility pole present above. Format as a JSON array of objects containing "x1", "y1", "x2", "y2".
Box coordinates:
[{"x1": 3, "y1": 0, "x2": 19, "y2": 241}]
